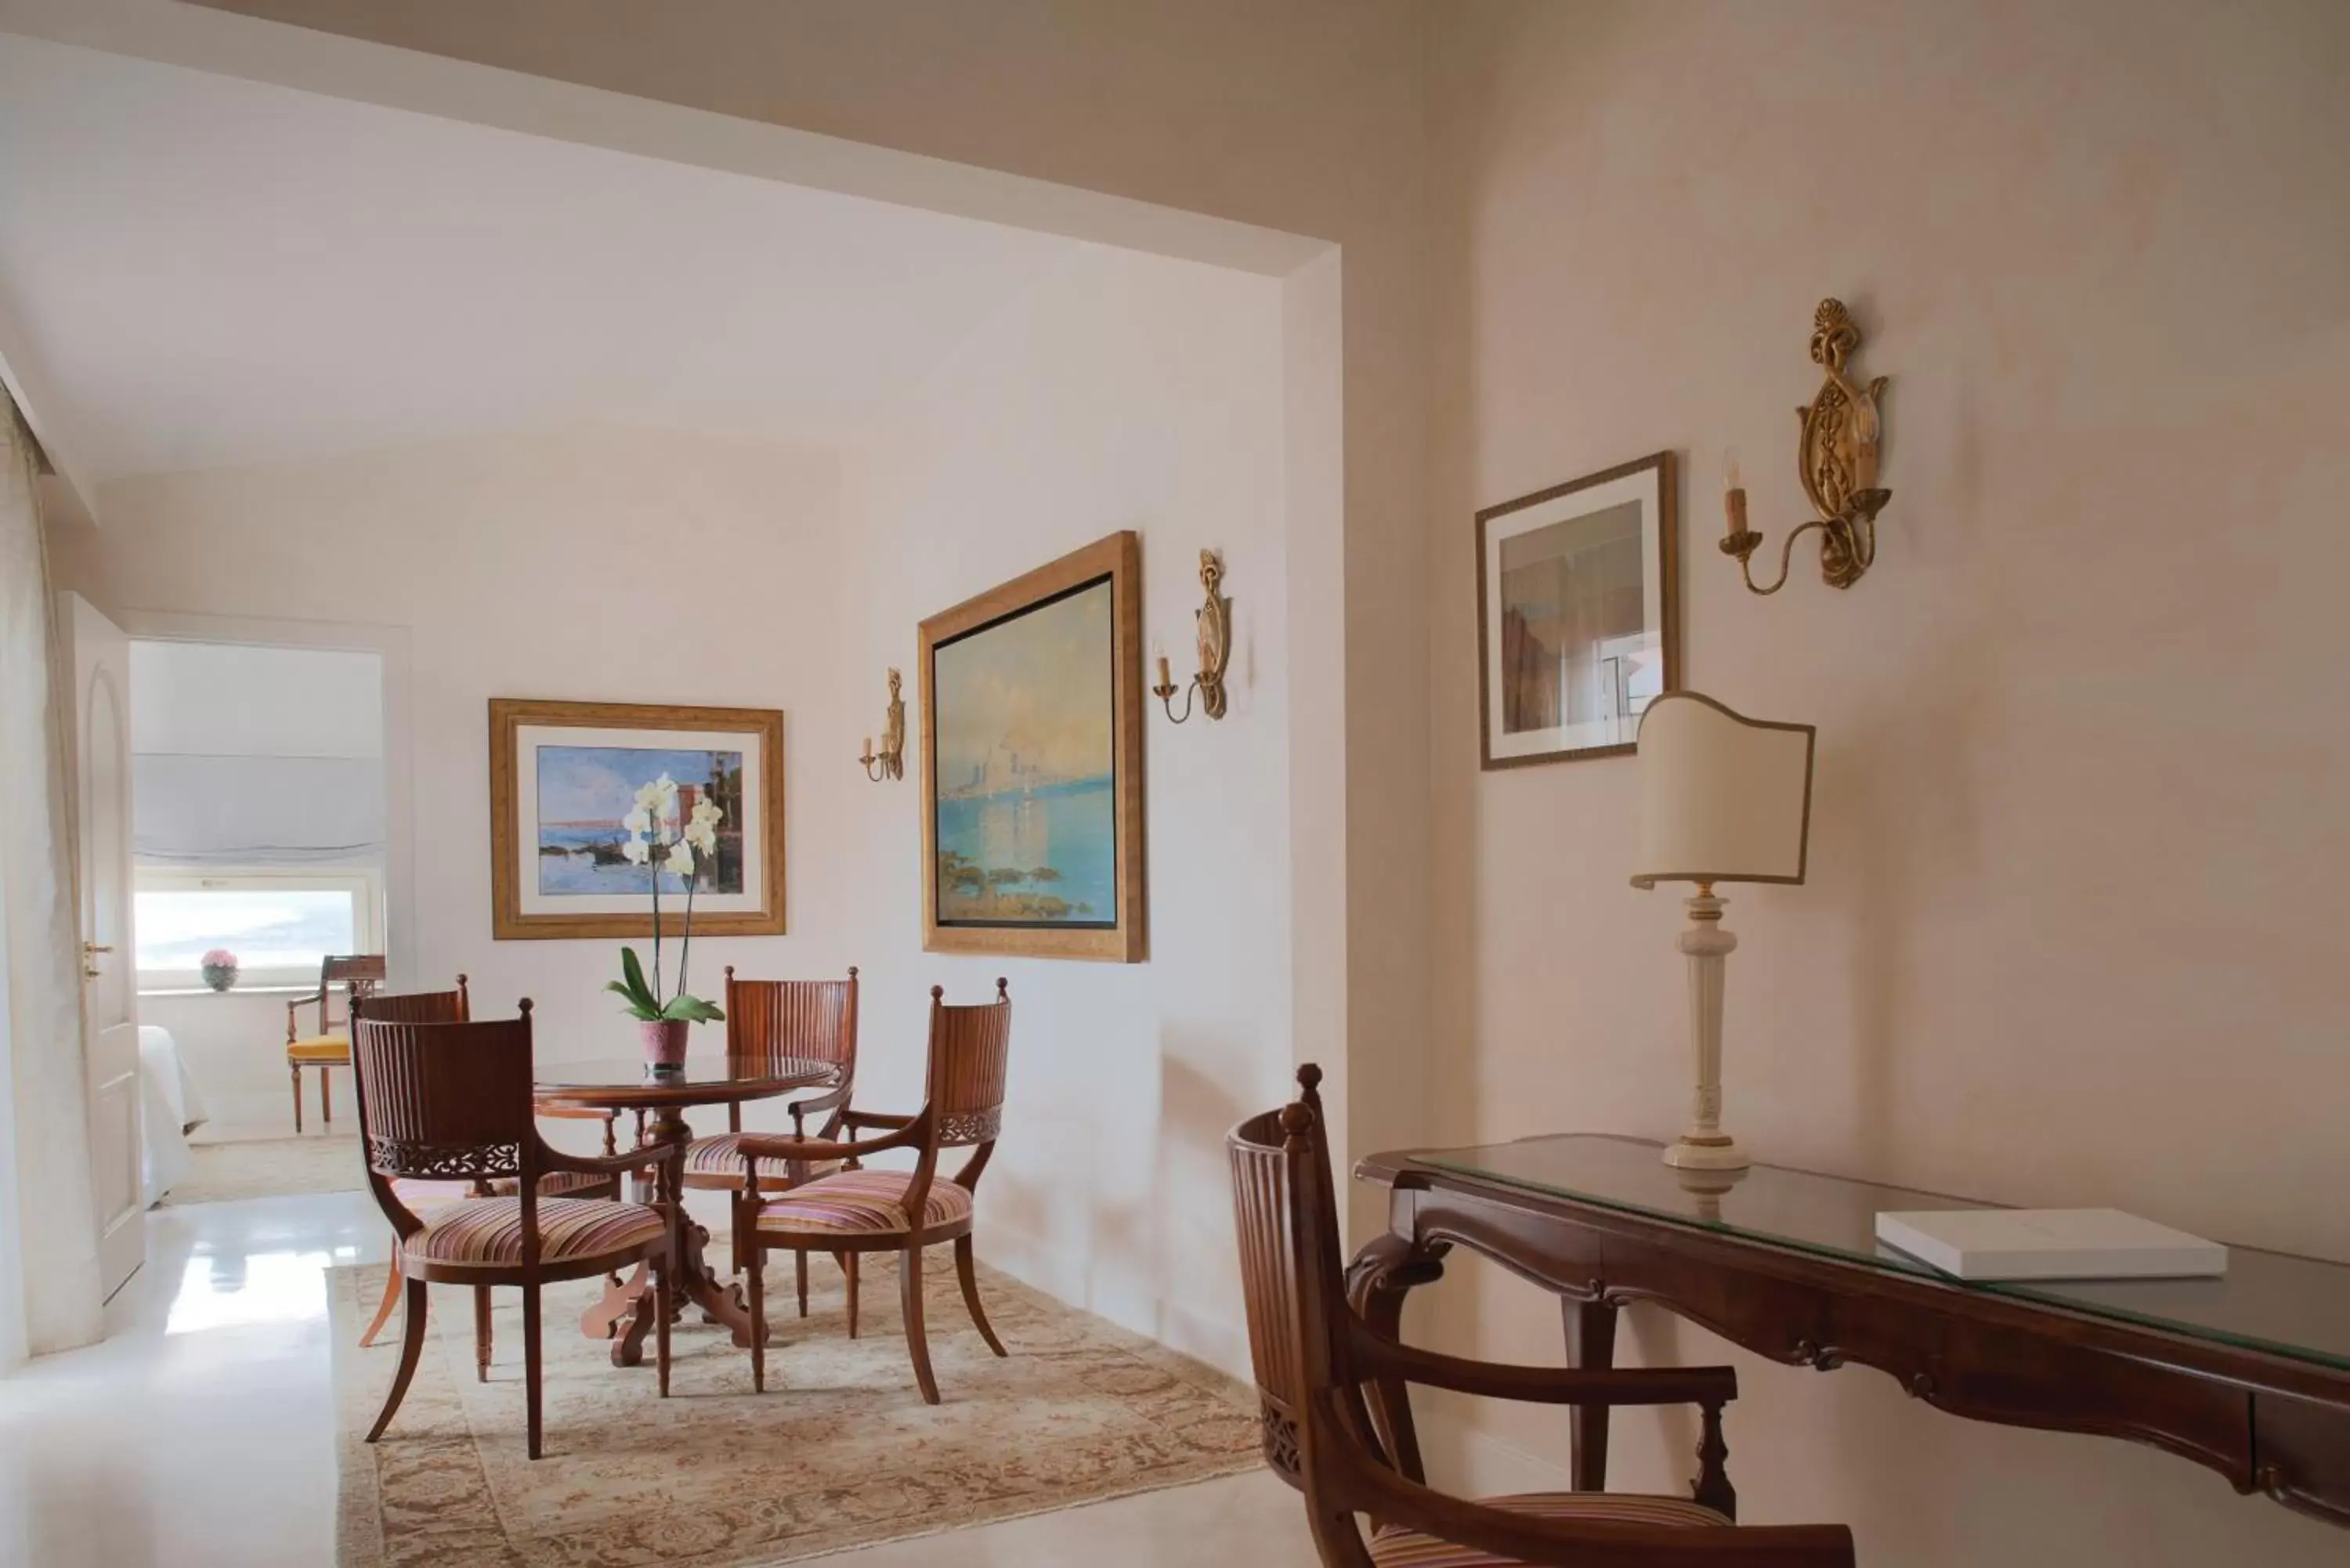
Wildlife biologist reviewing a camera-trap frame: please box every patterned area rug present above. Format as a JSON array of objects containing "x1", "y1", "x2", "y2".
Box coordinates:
[
  {"x1": 332, "y1": 1241, "x2": 1258, "y2": 1566},
  {"x1": 163, "y1": 1134, "x2": 366, "y2": 1205}
]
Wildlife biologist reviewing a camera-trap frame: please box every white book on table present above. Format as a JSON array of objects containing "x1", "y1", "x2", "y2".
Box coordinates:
[{"x1": 1875, "y1": 1208, "x2": 2228, "y2": 1281}]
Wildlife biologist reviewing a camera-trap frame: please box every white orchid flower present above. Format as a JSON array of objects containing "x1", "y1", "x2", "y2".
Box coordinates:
[
  {"x1": 622, "y1": 807, "x2": 650, "y2": 835},
  {"x1": 620, "y1": 836, "x2": 649, "y2": 865},
  {"x1": 634, "y1": 774, "x2": 680, "y2": 815},
  {"x1": 664, "y1": 840, "x2": 696, "y2": 875},
  {"x1": 684, "y1": 818, "x2": 718, "y2": 857},
  {"x1": 690, "y1": 797, "x2": 723, "y2": 829}
]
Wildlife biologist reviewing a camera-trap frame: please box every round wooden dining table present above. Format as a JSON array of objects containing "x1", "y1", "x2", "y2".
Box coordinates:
[{"x1": 535, "y1": 1056, "x2": 839, "y2": 1367}]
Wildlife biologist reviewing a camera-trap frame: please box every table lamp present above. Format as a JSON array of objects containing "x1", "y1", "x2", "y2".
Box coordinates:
[{"x1": 1630, "y1": 692, "x2": 1816, "y2": 1170}]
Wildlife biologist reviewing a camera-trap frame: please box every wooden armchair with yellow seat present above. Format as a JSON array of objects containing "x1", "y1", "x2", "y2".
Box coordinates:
[{"x1": 286, "y1": 952, "x2": 385, "y2": 1133}]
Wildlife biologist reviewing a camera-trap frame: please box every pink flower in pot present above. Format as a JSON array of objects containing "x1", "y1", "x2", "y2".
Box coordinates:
[{"x1": 199, "y1": 948, "x2": 240, "y2": 992}]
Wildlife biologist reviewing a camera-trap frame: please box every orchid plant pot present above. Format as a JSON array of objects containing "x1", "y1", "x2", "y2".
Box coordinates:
[{"x1": 640, "y1": 1017, "x2": 691, "y2": 1071}]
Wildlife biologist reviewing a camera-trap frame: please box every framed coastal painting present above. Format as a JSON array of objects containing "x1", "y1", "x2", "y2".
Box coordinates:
[
  {"x1": 919, "y1": 531, "x2": 1146, "y2": 962},
  {"x1": 1477, "y1": 450, "x2": 1679, "y2": 768},
  {"x1": 488, "y1": 698, "x2": 786, "y2": 939}
]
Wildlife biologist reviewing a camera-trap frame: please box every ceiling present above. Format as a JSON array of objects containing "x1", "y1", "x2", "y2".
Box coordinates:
[{"x1": 0, "y1": 33, "x2": 1083, "y2": 485}]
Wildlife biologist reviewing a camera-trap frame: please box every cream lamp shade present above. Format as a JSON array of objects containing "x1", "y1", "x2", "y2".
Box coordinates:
[{"x1": 1630, "y1": 692, "x2": 1815, "y2": 889}]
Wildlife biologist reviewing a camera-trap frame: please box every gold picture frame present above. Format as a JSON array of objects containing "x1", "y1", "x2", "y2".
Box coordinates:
[
  {"x1": 488, "y1": 697, "x2": 786, "y2": 940},
  {"x1": 919, "y1": 532, "x2": 1147, "y2": 962}
]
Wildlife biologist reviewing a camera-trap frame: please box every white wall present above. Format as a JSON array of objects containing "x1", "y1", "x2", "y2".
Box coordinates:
[
  {"x1": 67, "y1": 422, "x2": 847, "y2": 1129},
  {"x1": 55, "y1": 244, "x2": 1296, "y2": 1375},
  {"x1": 830, "y1": 245, "x2": 1293, "y2": 1371}
]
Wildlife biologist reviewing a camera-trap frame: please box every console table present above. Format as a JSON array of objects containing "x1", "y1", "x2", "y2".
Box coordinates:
[{"x1": 1350, "y1": 1134, "x2": 2350, "y2": 1529}]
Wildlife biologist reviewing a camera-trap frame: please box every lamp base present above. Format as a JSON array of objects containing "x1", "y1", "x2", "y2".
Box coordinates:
[{"x1": 1663, "y1": 1134, "x2": 1751, "y2": 1172}]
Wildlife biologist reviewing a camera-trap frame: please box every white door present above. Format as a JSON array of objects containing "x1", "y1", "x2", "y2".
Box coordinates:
[{"x1": 62, "y1": 591, "x2": 143, "y2": 1299}]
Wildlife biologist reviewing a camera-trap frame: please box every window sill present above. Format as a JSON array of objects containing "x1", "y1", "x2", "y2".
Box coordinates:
[{"x1": 139, "y1": 985, "x2": 318, "y2": 999}]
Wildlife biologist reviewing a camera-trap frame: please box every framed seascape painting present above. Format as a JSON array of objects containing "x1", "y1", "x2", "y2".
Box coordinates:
[
  {"x1": 919, "y1": 531, "x2": 1145, "y2": 962},
  {"x1": 488, "y1": 698, "x2": 786, "y2": 939},
  {"x1": 1476, "y1": 450, "x2": 1680, "y2": 768}
]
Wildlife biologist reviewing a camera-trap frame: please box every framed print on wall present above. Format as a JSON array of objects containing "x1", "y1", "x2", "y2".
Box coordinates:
[
  {"x1": 1477, "y1": 450, "x2": 1680, "y2": 768},
  {"x1": 488, "y1": 697, "x2": 786, "y2": 939},
  {"x1": 919, "y1": 530, "x2": 1146, "y2": 963}
]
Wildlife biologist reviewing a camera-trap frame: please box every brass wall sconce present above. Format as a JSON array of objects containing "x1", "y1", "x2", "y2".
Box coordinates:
[
  {"x1": 859, "y1": 667, "x2": 906, "y2": 782},
  {"x1": 1722, "y1": 298, "x2": 1893, "y2": 594},
  {"x1": 1152, "y1": 550, "x2": 1231, "y2": 723}
]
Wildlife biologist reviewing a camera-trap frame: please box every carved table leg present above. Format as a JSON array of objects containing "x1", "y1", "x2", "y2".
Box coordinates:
[
  {"x1": 579, "y1": 1262, "x2": 647, "y2": 1341},
  {"x1": 599, "y1": 1107, "x2": 768, "y2": 1367},
  {"x1": 1347, "y1": 1230, "x2": 1449, "y2": 1484},
  {"x1": 1564, "y1": 1295, "x2": 1618, "y2": 1491}
]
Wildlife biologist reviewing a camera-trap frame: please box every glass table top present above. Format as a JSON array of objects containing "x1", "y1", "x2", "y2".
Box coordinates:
[
  {"x1": 535, "y1": 1057, "x2": 837, "y2": 1092},
  {"x1": 1415, "y1": 1134, "x2": 2350, "y2": 1374}
]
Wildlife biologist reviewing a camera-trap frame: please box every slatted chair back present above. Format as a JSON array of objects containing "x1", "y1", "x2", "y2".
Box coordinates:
[
  {"x1": 924, "y1": 977, "x2": 1012, "y2": 1150},
  {"x1": 351, "y1": 1005, "x2": 544, "y2": 1239},
  {"x1": 721, "y1": 966, "x2": 859, "y2": 1135},
  {"x1": 1227, "y1": 1064, "x2": 1351, "y2": 1493},
  {"x1": 352, "y1": 975, "x2": 471, "y2": 1027}
]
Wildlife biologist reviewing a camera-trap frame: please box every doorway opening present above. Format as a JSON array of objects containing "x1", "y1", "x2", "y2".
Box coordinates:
[{"x1": 125, "y1": 638, "x2": 389, "y2": 1200}]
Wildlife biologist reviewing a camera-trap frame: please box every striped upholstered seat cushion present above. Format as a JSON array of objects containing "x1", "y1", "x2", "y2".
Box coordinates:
[
  {"x1": 752, "y1": 1169, "x2": 973, "y2": 1237},
  {"x1": 409, "y1": 1196, "x2": 665, "y2": 1267},
  {"x1": 1368, "y1": 1492, "x2": 1730, "y2": 1566},
  {"x1": 682, "y1": 1132, "x2": 843, "y2": 1187}
]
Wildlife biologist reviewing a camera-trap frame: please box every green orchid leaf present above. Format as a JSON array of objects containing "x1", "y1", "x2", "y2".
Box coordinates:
[
  {"x1": 617, "y1": 946, "x2": 659, "y2": 1011},
  {"x1": 602, "y1": 979, "x2": 660, "y2": 1021},
  {"x1": 660, "y1": 994, "x2": 725, "y2": 1024}
]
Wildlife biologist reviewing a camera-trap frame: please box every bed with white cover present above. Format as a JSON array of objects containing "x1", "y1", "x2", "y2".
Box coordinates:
[{"x1": 138, "y1": 1023, "x2": 208, "y2": 1205}]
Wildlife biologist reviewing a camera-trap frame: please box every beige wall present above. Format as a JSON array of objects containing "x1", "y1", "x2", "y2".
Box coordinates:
[
  {"x1": 1421, "y1": 1, "x2": 2350, "y2": 1561},
  {"x1": 28, "y1": 0, "x2": 2350, "y2": 1552}
]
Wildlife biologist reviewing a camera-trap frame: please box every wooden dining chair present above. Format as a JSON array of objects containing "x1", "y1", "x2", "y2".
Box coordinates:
[
  {"x1": 286, "y1": 952, "x2": 385, "y2": 1133},
  {"x1": 1228, "y1": 1066, "x2": 1856, "y2": 1568},
  {"x1": 352, "y1": 977, "x2": 632, "y2": 1378},
  {"x1": 731, "y1": 979, "x2": 1011, "y2": 1404},
  {"x1": 352, "y1": 999, "x2": 675, "y2": 1460},
  {"x1": 680, "y1": 966, "x2": 860, "y2": 1284}
]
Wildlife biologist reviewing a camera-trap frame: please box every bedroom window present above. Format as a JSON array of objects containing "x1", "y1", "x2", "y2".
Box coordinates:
[
  {"x1": 127, "y1": 638, "x2": 389, "y2": 994},
  {"x1": 134, "y1": 868, "x2": 383, "y2": 992}
]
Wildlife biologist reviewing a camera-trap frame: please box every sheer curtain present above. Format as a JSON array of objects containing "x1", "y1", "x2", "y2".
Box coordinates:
[{"x1": 0, "y1": 391, "x2": 101, "y2": 1364}]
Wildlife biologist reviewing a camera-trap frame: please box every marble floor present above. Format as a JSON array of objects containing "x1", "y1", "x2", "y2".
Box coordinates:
[{"x1": 0, "y1": 1193, "x2": 1319, "y2": 1568}]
